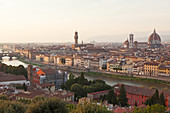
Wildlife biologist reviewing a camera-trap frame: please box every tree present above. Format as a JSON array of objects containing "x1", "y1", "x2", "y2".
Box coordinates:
[
  {"x1": 66, "y1": 104, "x2": 76, "y2": 112},
  {"x1": 151, "y1": 89, "x2": 160, "y2": 105},
  {"x1": 23, "y1": 83, "x2": 27, "y2": 91},
  {"x1": 69, "y1": 73, "x2": 75, "y2": 79},
  {"x1": 92, "y1": 83, "x2": 111, "y2": 92},
  {"x1": 17, "y1": 65, "x2": 27, "y2": 77},
  {"x1": 106, "y1": 88, "x2": 118, "y2": 105},
  {"x1": 145, "y1": 89, "x2": 160, "y2": 106},
  {"x1": 32, "y1": 95, "x2": 46, "y2": 103},
  {"x1": 83, "y1": 85, "x2": 94, "y2": 94},
  {"x1": 77, "y1": 72, "x2": 86, "y2": 86},
  {"x1": 118, "y1": 84, "x2": 128, "y2": 107},
  {"x1": 93, "y1": 79, "x2": 105, "y2": 84},
  {"x1": 64, "y1": 75, "x2": 76, "y2": 90},
  {"x1": 70, "y1": 102, "x2": 112, "y2": 113},
  {"x1": 0, "y1": 95, "x2": 9, "y2": 100},
  {"x1": 0, "y1": 101, "x2": 26, "y2": 113},
  {"x1": 135, "y1": 101, "x2": 137, "y2": 106},
  {"x1": 99, "y1": 95, "x2": 106, "y2": 102},
  {"x1": 26, "y1": 97, "x2": 68, "y2": 113},
  {"x1": 132, "y1": 104, "x2": 166, "y2": 113},
  {"x1": 160, "y1": 92, "x2": 165, "y2": 106},
  {"x1": 145, "y1": 98, "x2": 152, "y2": 106},
  {"x1": 71, "y1": 83, "x2": 85, "y2": 101}
]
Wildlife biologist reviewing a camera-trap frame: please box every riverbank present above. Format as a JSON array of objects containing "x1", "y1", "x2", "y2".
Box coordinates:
[
  {"x1": 17, "y1": 57, "x2": 45, "y2": 67},
  {"x1": 82, "y1": 72, "x2": 170, "y2": 85}
]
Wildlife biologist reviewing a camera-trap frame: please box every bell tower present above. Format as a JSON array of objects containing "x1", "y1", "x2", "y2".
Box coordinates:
[
  {"x1": 129, "y1": 34, "x2": 134, "y2": 48},
  {"x1": 74, "y1": 31, "x2": 78, "y2": 45}
]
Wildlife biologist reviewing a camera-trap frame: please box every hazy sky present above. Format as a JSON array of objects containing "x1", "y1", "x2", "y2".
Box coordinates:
[{"x1": 0, "y1": 0, "x2": 170, "y2": 43}]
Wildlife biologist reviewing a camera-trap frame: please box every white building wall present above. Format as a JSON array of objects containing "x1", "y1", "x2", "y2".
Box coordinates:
[{"x1": 0, "y1": 80, "x2": 30, "y2": 86}]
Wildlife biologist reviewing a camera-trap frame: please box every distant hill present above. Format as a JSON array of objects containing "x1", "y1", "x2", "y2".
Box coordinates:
[{"x1": 85, "y1": 31, "x2": 170, "y2": 42}]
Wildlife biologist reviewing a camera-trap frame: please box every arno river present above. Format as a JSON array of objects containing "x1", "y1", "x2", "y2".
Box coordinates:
[
  {"x1": 2, "y1": 57, "x2": 170, "y2": 91},
  {"x1": 73, "y1": 72, "x2": 170, "y2": 91}
]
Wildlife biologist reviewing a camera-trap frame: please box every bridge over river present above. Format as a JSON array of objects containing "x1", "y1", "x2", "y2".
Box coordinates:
[{"x1": 0, "y1": 49, "x2": 16, "y2": 60}]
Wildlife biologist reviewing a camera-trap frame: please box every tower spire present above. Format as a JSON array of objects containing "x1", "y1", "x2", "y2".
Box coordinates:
[{"x1": 154, "y1": 29, "x2": 156, "y2": 33}]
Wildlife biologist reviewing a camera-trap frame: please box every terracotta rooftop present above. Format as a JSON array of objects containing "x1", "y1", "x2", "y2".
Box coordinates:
[
  {"x1": 144, "y1": 62, "x2": 159, "y2": 66},
  {"x1": 39, "y1": 83, "x2": 55, "y2": 88},
  {"x1": 40, "y1": 68, "x2": 56, "y2": 75},
  {"x1": 48, "y1": 90, "x2": 74, "y2": 99},
  {"x1": 16, "y1": 90, "x2": 45, "y2": 99},
  {"x1": 0, "y1": 72, "x2": 26, "y2": 82},
  {"x1": 114, "y1": 83, "x2": 170, "y2": 98},
  {"x1": 88, "y1": 90, "x2": 110, "y2": 95}
]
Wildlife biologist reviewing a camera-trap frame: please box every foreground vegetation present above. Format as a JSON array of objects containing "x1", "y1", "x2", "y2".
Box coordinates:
[
  {"x1": 0, "y1": 95, "x2": 112, "y2": 113},
  {"x1": 84, "y1": 72, "x2": 170, "y2": 84},
  {"x1": 0, "y1": 95, "x2": 167, "y2": 113}
]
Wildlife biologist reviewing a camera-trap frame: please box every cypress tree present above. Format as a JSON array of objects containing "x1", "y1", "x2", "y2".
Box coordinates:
[
  {"x1": 135, "y1": 101, "x2": 137, "y2": 106},
  {"x1": 77, "y1": 72, "x2": 85, "y2": 86},
  {"x1": 151, "y1": 89, "x2": 160, "y2": 105},
  {"x1": 146, "y1": 89, "x2": 160, "y2": 106},
  {"x1": 118, "y1": 84, "x2": 128, "y2": 107},
  {"x1": 106, "y1": 88, "x2": 118, "y2": 105},
  {"x1": 160, "y1": 92, "x2": 165, "y2": 106}
]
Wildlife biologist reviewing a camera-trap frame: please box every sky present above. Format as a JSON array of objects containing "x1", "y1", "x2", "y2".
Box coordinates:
[{"x1": 0, "y1": 0, "x2": 170, "y2": 43}]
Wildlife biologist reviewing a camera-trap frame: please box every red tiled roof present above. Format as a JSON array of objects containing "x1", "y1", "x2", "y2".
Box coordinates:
[
  {"x1": 114, "y1": 83, "x2": 170, "y2": 98},
  {"x1": 0, "y1": 72, "x2": 26, "y2": 82},
  {"x1": 40, "y1": 68, "x2": 56, "y2": 75},
  {"x1": 16, "y1": 90, "x2": 45, "y2": 99},
  {"x1": 88, "y1": 90, "x2": 110, "y2": 95},
  {"x1": 114, "y1": 107, "x2": 127, "y2": 113},
  {"x1": 39, "y1": 83, "x2": 55, "y2": 88},
  {"x1": 144, "y1": 62, "x2": 159, "y2": 66}
]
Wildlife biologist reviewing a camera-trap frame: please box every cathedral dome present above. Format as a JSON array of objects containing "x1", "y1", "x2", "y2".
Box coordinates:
[
  {"x1": 124, "y1": 39, "x2": 129, "y2": 45},
  {"x1": 123, "y1": 39, "x2": 129, "y2": 48},
  {"x1": 148, "y1": 29, "x2": 161, "y2": 45}
]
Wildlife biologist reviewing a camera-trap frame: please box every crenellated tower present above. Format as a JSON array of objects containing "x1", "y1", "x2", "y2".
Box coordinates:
[{"x1": 74, "y1": 31, "x2": 78, "y2": 45}]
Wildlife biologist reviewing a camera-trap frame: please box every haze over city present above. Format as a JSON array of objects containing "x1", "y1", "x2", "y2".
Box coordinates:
[{"x1": 0, "y1": 0, "x2": 170, "y2": 43}]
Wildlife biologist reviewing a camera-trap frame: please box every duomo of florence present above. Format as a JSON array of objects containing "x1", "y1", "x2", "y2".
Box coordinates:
[{"x1": 123, "y1": 29, "x2": 163, "y2": 49}]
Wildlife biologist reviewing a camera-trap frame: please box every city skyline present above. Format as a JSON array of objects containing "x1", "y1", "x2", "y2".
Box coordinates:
[{"x1": 0, "y1": 0, "x2": 170, "y2": 43}]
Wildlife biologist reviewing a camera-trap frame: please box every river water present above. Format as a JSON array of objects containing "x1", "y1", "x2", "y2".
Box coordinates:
[
  {"x1": 1, "y1": 56, "x2": 170, "y2": 91},
  {"x1": 73, "y1": 72, "x2": 170, "y2": 91}
]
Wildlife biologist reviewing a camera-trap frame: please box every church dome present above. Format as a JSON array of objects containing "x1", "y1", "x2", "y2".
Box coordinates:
[
  {"x1": 124, "y1": 39, "x2": 129, "y2": 45},
  {"x1": 148, "y1": 29, "x2": 161, "y2": 44},
  {"x1": 123, "y1": 39, "x2": 129, "y2": 48}
]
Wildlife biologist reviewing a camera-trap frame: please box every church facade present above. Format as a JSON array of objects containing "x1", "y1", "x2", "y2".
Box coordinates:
[{"x1": 123, "y1": 29, "x2": 162, "y2": 49}]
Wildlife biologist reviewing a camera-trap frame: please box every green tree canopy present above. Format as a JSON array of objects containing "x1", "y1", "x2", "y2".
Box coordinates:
[
  {"x1": 118, "y1": 84, "x2": 128, "y2": 107},
  {"x1": 77, "y1": 72, "x2": 86, "y2": 86},
  {"x1": 106, "y1": 88, "x2": 118, "y2": 105},
  {"x1": 0, "y1": 63, "x2": 27, "y2": 78},
  {"x1": 26, "y1": 97, "x2": 68, "y2": 113},
  {"x1": 71, "y1": 83, "x2": 85, "y2": 99},
  {"x1": 0, "y1": 95, "x2": 9, "y2": 101},
  {"x1": 132, "y1": 104, "x2": 167, "y2": 113},
  {"x1": 145, "y1": 89, "x2": 161, "y2": 106},
  {"x1": 160, "y1": 92, "x2": 165, "y2": 107},
  {"x1": 0, "y1": 100, "x2": 26, "y2": 113}
]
